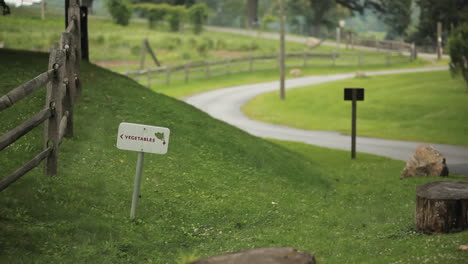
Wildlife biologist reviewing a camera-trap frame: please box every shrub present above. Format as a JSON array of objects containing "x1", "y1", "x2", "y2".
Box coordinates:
[
  {"x1": 188, "y1": 3, "x2": 209, "y2": 34},
  {"x1": 166, "y1": 6, "x2": 186, "y2": 32},
  {"x1": 106, "y1": 0, "x2": 132, "y2": 26},
  {"x1": 448, "y1": 23, "x2": 468, "y2": 90},
  {"x1": 261, "y1": 14, "x2": 278, "y2": 31},
  {"x1": 134, "y1": 3, "x2": 171, "y2": 29}
]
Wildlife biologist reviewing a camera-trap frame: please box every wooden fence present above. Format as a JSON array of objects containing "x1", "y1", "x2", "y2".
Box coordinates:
[
  {"x1": 347, "y1": 33, "x2": 415, "y2": 54},
  {"x1": 0, "y1": 0, "x2": 83, "y2": 191},
  {"x1": 126, "y1": 51, "x2": 413, "y2": 87}
]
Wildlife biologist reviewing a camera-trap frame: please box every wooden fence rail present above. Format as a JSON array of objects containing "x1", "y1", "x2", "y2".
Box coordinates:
[
  {"x1": 0, "y1": 0, "x2": 83, "y2": 192},
  {"x1": 126, "y1": 51, "x2": 413, "y2": 87}
]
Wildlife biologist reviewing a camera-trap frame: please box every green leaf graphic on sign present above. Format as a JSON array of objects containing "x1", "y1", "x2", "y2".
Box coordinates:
[{"x1": 155, "y1": 132, "x2": 165, "y2": 141}]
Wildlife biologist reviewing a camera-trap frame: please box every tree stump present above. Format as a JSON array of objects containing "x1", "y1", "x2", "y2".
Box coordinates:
[
  {"x1": 189, "y1": 247, "x2": 316, "y2": 264},
  {"x1": 416, "y1": 181, "x2": 468, "y2": 233}
]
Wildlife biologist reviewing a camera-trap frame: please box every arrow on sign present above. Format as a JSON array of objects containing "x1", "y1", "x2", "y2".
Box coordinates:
[{"x1": 120, "y1": 134, "x2": 124, "y2": 139}]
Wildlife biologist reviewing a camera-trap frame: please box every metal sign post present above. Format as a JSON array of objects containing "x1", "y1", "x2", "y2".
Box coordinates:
[
  {"x1": 344, "y1": 88, "x2": 365, "y2": 159},
  {"x1": 130, "y1": 151, "x2": 144, "y2": 219},
  {"x1": 116, "y1": 122, "x2": 170, "y2": 219}
]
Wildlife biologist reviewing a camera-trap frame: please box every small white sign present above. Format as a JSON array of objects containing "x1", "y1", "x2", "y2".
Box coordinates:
[{"x1": 117, "y1": 122, "x2": 170, "y2": 154}]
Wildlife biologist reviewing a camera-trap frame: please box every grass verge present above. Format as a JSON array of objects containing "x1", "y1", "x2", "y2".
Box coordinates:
[
  {"x1": 1, "y1": 49, "x2": 466, "y2": 263},
  {"x1": 244, "y1": 70, "x2": 468, "y2": 146}
]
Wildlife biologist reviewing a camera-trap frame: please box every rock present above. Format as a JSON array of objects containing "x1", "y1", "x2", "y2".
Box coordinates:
[
  {"x1": 305, "y1": 38, "x2": 319, "y2": 47},
  {"x1": 355, "y1": 71, "x2": 366, "y2": 78},
  {"x1": 290, "y1": 69, "x2": 302, "y2": 77},
  {"x1": 401, "y1": 145, "x2": 449, "y2": 179},
  {"x1": 189, "y1": 247, "x2": 316, "y2": 264}
]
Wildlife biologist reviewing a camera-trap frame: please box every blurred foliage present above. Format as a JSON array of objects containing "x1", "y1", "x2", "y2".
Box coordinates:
[
  {"x1": 448, "y1": 23, "x2": 468, "y2": 90},
  {"x1": 106, "y1": 0, "x2": 133, "y2": 26}
]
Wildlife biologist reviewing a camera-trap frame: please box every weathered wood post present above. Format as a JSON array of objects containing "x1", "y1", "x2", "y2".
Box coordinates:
[
  {"x1": 184, "y1": 64, "x2": 190, "y2": 83},
  {"x1": 60, "y1": 32, "x2": 75, "y2": 138},
  {"x1": 67, "y1": 0, "x2": 81, "y2": 98},
  {"x1": 80, "y1": 5, "x2": 89, "y2": 61},
  {"x1": 227, "y1": 59, "x2": 231, "y2": 75},
  {"x1": 147, "y1": 70, "x2": 151, "y2": 87},
  {"x1": 303, "y1": 51, "x2": 307, "y2": 67},
  {"x1": 279, "y1": 0, "x2": 285, "y2": 100},
  {"x1": 139, "y1": 39, "x2": 146, "y2": 70},
  {"x1": 205, "y1": 62, "x2": 210, "y2": 78},
  {"x1": 437, "y1": 22, "x2": 442, "y2": 60},
  {"x1": 41, "y1": 0, "x2": 46, "y2": 20},
  {"x1": 416, "y1": 181, "x2": 468, "y2": 233},
  {"x1": 386, "y1": 53, "x2": 391, "y2": 66},
  {"x1": 166, "y1": 66, "x2": 171, "y2": 85},
  {"x1": 44, "y1": 48, "x2": 66, "y2": 176}
]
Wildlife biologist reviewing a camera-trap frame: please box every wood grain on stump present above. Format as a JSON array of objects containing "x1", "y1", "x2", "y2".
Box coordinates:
[{"x1": 416, "y1": 181, "x2": 468, "y2": 233}]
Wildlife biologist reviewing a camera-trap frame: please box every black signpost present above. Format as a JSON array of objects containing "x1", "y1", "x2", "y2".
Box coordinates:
[{"x1": 344, "y1": 88, "x2": 365, "y2": 159}]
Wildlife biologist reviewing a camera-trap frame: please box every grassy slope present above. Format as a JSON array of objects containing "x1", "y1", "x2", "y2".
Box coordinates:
[
  {"x1": 0, "y1": 14, "x2": 317, "y2": 69},
  {"x1": 1, "y1": 49, "x2": 467, "y2": 263},
  {"x1": 244, "y1": 71, "x2": 468, "y2": 146}
]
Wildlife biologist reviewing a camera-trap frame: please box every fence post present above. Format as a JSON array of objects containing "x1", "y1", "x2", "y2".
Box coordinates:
[
  {"x1": 351, "y1": 32, "x2": 354, "y2": 49},
  {"x1": 303, "y1": 51, "x2": 307, "y2": 67},
  {"x1": 358, "y1": 51, "x2": 362, "y2": 66},
  {"x1": 411, "y1": 42, "x2": 417, "y2": 61},
  {"x1": 67, "y1": 1, "x2": 81, "y2": 99},
  {"x1": 332, "y1": 51, "x2": 336, "y2": 66},
  {"x1": 227, "y1": 59, "x2": 231, "y2": 75},
  {"x1": 44, "y1": 47, "x2": 66, "y2": 176},
  {"x1": 375, "y1": 36, "x2": 379, "y2": 52},
  {"x1": 139, "y1": 39, "x2": 146, "y2": 70},
  {"x1": 166, "y1": 67, "x2": 171, "y2": 86},
  {"x1": 249, "y1": 56, "x2": 253, "y2": 71},
  {"x1": 205, "y1": 62, "x2": 210, "y2": 78},
  {"x1": 60, "y1": 32, "x2": 75, "y2": 138},
  {"x1": 80, "y1": 6, "x2": 89, "y2": 61},
  {"x1": 184, "y1": 64, "x2": 190, "y2": 83},
  {"x1": 386, "y1": 53, "x2": 391, "y2": 66},
  {"x1": 147, "y1": 70, "x2": 151, "y2": 87}
]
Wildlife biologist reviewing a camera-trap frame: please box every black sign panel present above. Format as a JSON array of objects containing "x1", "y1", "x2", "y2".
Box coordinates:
[{"x1": 344, "y1": 88, "x2": 365, "y2": 101}]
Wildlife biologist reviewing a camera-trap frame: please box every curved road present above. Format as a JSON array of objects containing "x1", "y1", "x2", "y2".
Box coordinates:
[{"x1": 184, "y1": 67, "x2": 468, "y2": 175}]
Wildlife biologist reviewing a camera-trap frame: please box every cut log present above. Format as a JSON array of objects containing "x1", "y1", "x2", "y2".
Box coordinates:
[
  {"x1": 416, "y1": 181, "x2": 468, "y2": 233},
  {"x1": 189, "y1": 247, "x2": 316, "y2": 264}
]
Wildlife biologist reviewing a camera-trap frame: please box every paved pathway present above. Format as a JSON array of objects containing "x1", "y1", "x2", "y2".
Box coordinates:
[{"x1": 184, "y1": 66, "x2": 468, "y2": 175}]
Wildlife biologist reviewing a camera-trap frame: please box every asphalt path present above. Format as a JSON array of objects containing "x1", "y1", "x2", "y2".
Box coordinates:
[{"x1": 184, "y1": 66, "x2": 468, "y2": 175}]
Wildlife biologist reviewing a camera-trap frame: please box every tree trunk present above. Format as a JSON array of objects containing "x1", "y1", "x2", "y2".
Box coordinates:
[
  {"x1": 246, "y1": 0, "x2": 258, "y2": 29},
  {"x1": 416, "y1": 181, "x2": 468, "y2": 233}
]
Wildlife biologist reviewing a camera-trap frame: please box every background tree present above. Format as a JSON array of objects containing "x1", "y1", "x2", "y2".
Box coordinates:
[
  {"x1": 1, "y1": 0, "x2": 10, "y2": 15},
  {"x1": 448, "y1": 23, "x2": 468, "y2": 90},
  {"x1": 246, "y1": 0, "x2": 259, "y2": 28},
  {"x1": 408, "y1": 0, "x2": 468, "y2": 46},
  {"x1": 107, "y1": 0, "x2": 133, "y2": 26},
  {"x1": 188, "y1": 3, "x2": 209, "y2": 34},
  {"x1": 166, "y1": 5, "x2": 186, "y2": 31}
]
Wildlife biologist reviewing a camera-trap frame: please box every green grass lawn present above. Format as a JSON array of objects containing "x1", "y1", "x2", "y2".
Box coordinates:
[
  {"x1": 244, "y1": 71, "x2": 468, "y2": 146},
  {"x1": 1, "y1": 49, "x2": 467, "y2": 263},
  {"x1": 148, "y1": 59, "x2": 436, "y2": 98}
]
